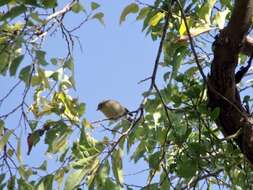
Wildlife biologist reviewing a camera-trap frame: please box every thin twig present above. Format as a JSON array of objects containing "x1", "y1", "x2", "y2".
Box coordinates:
[{"x1": 0, "y1": 80, "x2": 21, "y2": 106}]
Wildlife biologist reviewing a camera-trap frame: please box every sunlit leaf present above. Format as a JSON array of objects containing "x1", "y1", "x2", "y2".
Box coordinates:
[
  {"x1": 213, "y1": 9, "x2": 229, "y2": 29},
  {"x1": 197, "y1": 0, "x2": 217, "y2": 24},
  {"x1": 65, "y1": 169, "x2": 86, "y2": 190},
  {"x1": 149, "y1": 12, "x2": 165, "y2": 27},
  {"x1": 179, "y1": 19, "x2": 187, "y2": 36}
]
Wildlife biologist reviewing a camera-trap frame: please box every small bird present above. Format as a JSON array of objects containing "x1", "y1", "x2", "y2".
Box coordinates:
[{"x1": 97, "y1": 99, "x2": 133, "y2": 121}]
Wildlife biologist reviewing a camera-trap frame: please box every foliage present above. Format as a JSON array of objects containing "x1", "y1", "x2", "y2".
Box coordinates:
[{"x1": 0, "y1": 0, "x2": 252, "y2": 190}]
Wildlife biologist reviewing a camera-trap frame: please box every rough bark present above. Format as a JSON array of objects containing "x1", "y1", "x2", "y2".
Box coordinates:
[{"x1": 208, "y1": 0, "x2": 253, "y2": 164}]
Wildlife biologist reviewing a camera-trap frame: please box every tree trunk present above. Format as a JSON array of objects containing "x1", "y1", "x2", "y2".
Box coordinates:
[{"x1": 208, "y1": 0, "x2": 253, "y2": 164}]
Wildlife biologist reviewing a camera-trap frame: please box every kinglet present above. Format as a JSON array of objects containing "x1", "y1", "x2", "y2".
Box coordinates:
[{"x1": 97, "y1": 99, "x2": 133, "y2": 121}]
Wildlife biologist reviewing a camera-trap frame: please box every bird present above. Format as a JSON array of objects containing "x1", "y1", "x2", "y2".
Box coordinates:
[{"x1": 97, "y1": 99, "x2": 133, "y2": 121}]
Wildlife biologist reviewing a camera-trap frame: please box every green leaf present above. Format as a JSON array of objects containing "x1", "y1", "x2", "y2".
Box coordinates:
[
  {"x1": 36, "y1": 50, "x2": 48, "y2": 65},
  {"x1": 96, "y1": 161, "x2": 110, "y2": 185},
  {"x1": 38, "y1": 68, "x2": 50, "y2": 89},
  {"x1": 28, "y1": 120, "x2": 38, "y2": 131},
  {"x1": 22, "y1": 0, "x2": 41, "y2": 7},
  {"x1": 7, "y1": 176, "x2": 15, "y2": 190},
  {"x1": 78, "y1": 103, "x2": 86, "y2": 116},
  {"x1": 148, "y1": 151, "x2": 160, "y2": 169},
  {"x1": 111, "y1": 149, "x2": 123, "y2": 185},
  {"x1": 30, "y1": 12, "x2": 43, "y2": 23},
  {"x1": 197, "y1": 103, "x2": 208, "y2": 114},
  {"x1": 17, "y1": 178, "x2": 34, "y2": 190},
  {"x1": 38, "y1": 161, "x2": 47, "y2": 171},
  {"x1": 44, "y1": 120, "x2": 72, "y2": 153},
  {"x1": 197, "y1": 0, "x2": 217, "y2": 24},
  {"x1": 92, "y1": 12, "x2": 105, "y2": 26},
  {"x1": 69, "y1": 75, "x2": 76, "y2": 90},
  {"x1": 65, "y1": 169, "x2": 86, "y2": 190},
  {"x1": 130, "y1": 141, "x2": 146, "y2": 162},
  {"x1": 136, "y1": 7, "x2": 150, "y2": 20},
  {"x1": 0, "y1": 0, "x2": 12, "y2": 7},
  {"x1": 59, "y1": 148, "x2": 69, "y2": 162},
  {"x1": 64, "y1": 58, "x2": 74, "y2": 71},
  {"x1": 71, "y1": 2, "x2": 84, "y2": 13},
  {"x1": 103, "y1": 178, "x2": 121, "y2": 190},
  {"x1": 211, "y1": 107, "x2": 220, "y2": 120},
  {"x1": 91, "y1": 2, "x2": 100, "y2": 10},
  {"x1": 0, "y1": 120, "x2": 4, "y2": 135},
  {"x1": 0, "y1": 130, "x2": 13, "y2": 153},
  {"x1": 50, "y1": 58, "x2": 58, "y2": 65},
  {"x1": 0, "y1": 174, "x2": 5, "y2": 184},
  {"x1": 17, "y1": 138, "x2": 22, "y2": 163},
  {"x1": 55, "y1": 169, "x2": 65, "y2": 189},
  {"x1": 42, "y1": 0, "x2": 57, "y2": 8},
  {"x1": 120, "y1": 3, "x2": 139, "y2": 24},
  {"x1": 0, "y1": 5, "x2": 27, "y2": 21},
  {"x1": 177, "y1": 158, "x2": 197, "y2": 178},
  {"x1": 36, "y1": 175, "x2": 54, "y2": 190},
  {"x1": 28, "y1": 131, "x2": 41, "y2": 147},
  {"x1": 9, "y1": 54, "x2": 24, "y2": 76},
  {"x1": 142, "y1": 183, "x2": 159, "y2": 190},
  {"x1": 19, "y1": 65, "x2": 32, "y2": 85},
  {"x1": 160, "y1": 172, "x2": 170, "y2": 190}
]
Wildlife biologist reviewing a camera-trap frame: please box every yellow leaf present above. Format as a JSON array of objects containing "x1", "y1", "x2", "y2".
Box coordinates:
[
  {"x1": 179, "y1": 19, "x2": 186, "y2": 36},
  {"x1": 149, "y1": 12, "x2": 165, "y2": 26}
]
